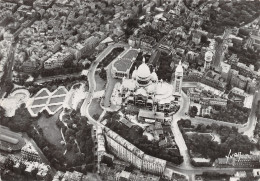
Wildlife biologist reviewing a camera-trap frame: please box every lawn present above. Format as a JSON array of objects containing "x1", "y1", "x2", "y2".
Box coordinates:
[
  {"x1": 53, "y1": 87, "x2": 67, "y2": 96},
  {"x1": 48, "y1": 104, "x2": 62, "y2": 112},
  {"x1": 95, "y1": 73, "x2": 106, "y2": 91},
  {"x1": 32, "y1": 98, "x2": 48, "y2": 106},
  {"x1": 49, "y1": 96, "x2": 66, "y2": 104},
  {"x1": 31, "y1": 106, "x2": 45, "y2": 114},
  {"x1": 89, "y1": 98, "x2": 103, "y2": 119},
  {"x1": 37, "y1": 110, "x2": 64, "y2": 149},
  {"x1": 35, "y1": 89, "x2": 49, "y2": 98}
]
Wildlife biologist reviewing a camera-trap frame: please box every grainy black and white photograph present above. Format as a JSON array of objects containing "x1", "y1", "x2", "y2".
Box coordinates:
[{"x1": 0, "y1": 0, "x2": 260, "y2": 180}]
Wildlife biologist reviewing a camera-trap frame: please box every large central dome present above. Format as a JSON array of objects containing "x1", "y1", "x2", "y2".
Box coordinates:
[{"x1": 137, "y1": 58, "x2": 150, "y2": 79}]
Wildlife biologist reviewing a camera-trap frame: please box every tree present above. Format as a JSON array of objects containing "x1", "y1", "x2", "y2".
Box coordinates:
[
  {"x1": 3, "y1": 157, "x2": 14, "y2": 171},
  {"x1": 56, "y1": 120, "x2": 65, "y2": 129},
  {"x1": 31, "y1": 167, "x2": 38, "y2": 178},
  {"x1": 182, "y1": 119, "x2": 192, "y2": 128},
  {"x1": 189, "y1": 106, "x2": 198, "y2": 117},
  {"x1": 201, "y1": 35, "x2": 209, "y2": 44},
  {"x1": 7, "y1": 106, "x2": 34, "y2": 132},
  {"x1": 5, "y1": 81, "x2": 14, "y2": 94},
  {"x1": 65, "y1": 128, "x2": 75, "y2": 140},
  {"x1": 211, "y1": 123, "x2": 219, "y2": 131},
  {"x1": 19, "y1": 162, "x2": 26, "y2": 174},
  {"x1": 93, "y1": 114, "x2": 100, "y2": 120},
  {"x1": 66, "y1": 143, "x2": 73, "y2": 151},
  {"x1": 31, "y1": 71, "x2": 40, "y2": 79},
  {"x1": 0, "y1": 106, "x2": 6, "y2": 120},
  {"x1": 99, "y1": 67, "x2": 107, "y2": 80}
]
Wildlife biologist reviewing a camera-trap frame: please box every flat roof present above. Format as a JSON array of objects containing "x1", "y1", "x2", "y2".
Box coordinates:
[
  {"x1": 138, "y1": 109, "x2": 165, "y2": 120},
  {"x1": 0, "y1": 134, "x2": 19, "y2": 144},
  {"x1": 0, "y1": 126, "x2": 25, "y2": 149},
  {"x1": 113, "y1": 48, "x2": 139, "y2": 72},
  {"x1": 119, "y1": 118, "x2": 133, "y2": 128}
]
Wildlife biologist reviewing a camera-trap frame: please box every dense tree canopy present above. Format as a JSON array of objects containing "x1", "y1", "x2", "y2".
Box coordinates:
[
  {"x1": 181, "y1": 122, "x2": 254, "y2": 161},
  {"x1": 0, "y1": 104, "x2": 36, "y2": 132},
  {"x1": 202, "y1": 1, "x2": 260, "y2": 35},
  {"x1": 211, "y1": 101, "x2": 250, "y2": 124},
  {"x1": 189, "y1": 106, "x2": 198, "y2": 117},
  {"x1": 58, "y1": 109, "x2": 94, "y2": 171}
]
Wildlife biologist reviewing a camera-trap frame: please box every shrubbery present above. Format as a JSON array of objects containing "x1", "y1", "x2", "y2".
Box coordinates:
[
  {"x1": 58, "y1": 109, "x2": 94, "y2": 172},
  {"x1": 180, "y1": 121, "x2": 254, "y2": 161},
  {"x1": 202, "y1": 1, "x2": 260, "y2": 35}
]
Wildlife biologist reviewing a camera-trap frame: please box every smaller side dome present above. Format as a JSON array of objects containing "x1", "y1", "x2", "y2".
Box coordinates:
[
  {"x1": 176, "y1": 61, "x2": 183, "y2": 73},
  {"x1": 151, "y1": 69, "x2": 158, "y2": 82},
  {"x1": 137, "y1": 57, "x2": 151, "y2": 79},
  {"x1": 132, "y1": 66, "x2": 137, "y2": 79}
]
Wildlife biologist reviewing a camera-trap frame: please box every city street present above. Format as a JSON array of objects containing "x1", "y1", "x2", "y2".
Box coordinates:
[
  {"x1": 0, "y1": 44, "x2": 16, "y2": 98},
  {"x1": 240, "y1": 88, "x2": 260, "y2": 137},
  {"x1": 0, "y1": 17, "x2": 36, "y2": 98}
]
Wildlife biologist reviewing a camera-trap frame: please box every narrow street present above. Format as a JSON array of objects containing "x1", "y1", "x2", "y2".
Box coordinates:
[
  {"x1": 0, "y1": 17, "x2": 36, "y2": 98},
  {"x1": 239, "y1": 89, "x2": 260, "y2": 136},
  {"x1": 171, "y1": 91, "x2": 192, "y2": 170}
]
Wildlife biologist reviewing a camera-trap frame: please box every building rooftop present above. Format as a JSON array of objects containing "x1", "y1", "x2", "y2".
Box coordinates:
[
  {"x1": 22, "y1": 143, "x2": 39, "y2": 155},
  {"x1": 119, "y1": 171, "x2": 131, "y2": 179},
  {"x1": 138, "y1": 109, "x2": 165, "y2": 120},
  {"x1": 105, "y1": 128, "x2": 144, "y2": 158},
  {"x1": 119, "y1": 118, "x2": 133, "y2": 128}
]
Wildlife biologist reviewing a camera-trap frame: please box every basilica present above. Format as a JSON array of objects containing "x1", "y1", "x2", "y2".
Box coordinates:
[{"x1": 117, "y1": 58, "x2": 183, "y2": 115}]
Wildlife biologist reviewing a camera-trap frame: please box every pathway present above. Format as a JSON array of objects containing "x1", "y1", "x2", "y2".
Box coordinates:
[
  {"x1": 81, "y1": 43, "x2": 128, "y2": 117},
  {"x1": 171, "y1": 91, "x2": 193, "y2": 170}
]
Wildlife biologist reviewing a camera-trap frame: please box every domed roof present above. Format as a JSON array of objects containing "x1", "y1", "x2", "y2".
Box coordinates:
[
  {"x1": 132, "y1": 66, "x2": 137, "y2": 79},
  {"x1": 137, "y1": 58, "x2": 150, "y2": 78},
  {"x1": 150, "y1": 69, "x2": 158, "y2": 82},
  {"x1": 176, "y1": 61, "x2": 183, "y2": 73}
]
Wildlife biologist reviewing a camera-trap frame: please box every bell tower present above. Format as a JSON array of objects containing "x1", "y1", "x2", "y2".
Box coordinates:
[{"x1": 173, "y1": 61, "x2": 183, "y2": 97}]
